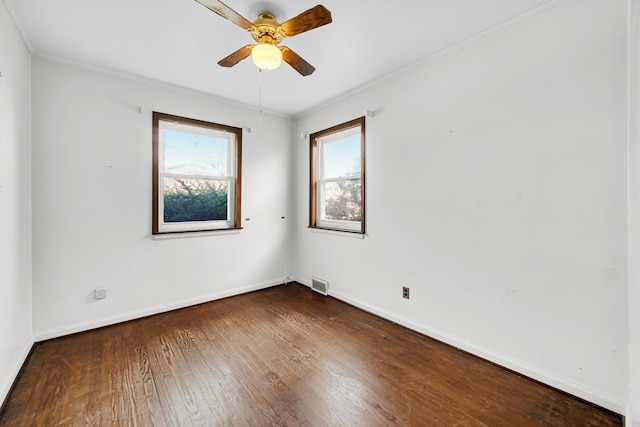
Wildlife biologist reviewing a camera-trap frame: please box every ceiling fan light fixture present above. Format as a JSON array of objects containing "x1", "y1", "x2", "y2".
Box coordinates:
[
  {"x1": 196, "y1": 1, "x2": 330, "y2": 76},
  {"x1": 251, "y1": 42, "x2": 282, "y2": 71}
]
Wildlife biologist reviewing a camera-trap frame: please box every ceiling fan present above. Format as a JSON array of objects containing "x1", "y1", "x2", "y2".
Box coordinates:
[{"x1": 195, "y1": 0, "x2": 332, "y2": 76}]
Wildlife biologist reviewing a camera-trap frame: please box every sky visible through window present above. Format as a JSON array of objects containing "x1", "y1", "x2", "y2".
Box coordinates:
[
  {"x1": 323, "y1": 134, "x2": 361, "y2": 178},
  {"x1": 164, "y1": 129, "x2": 228, "y2": 176}
]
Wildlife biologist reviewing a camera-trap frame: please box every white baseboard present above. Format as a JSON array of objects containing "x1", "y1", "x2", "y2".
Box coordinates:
[
  {"x1": 29, "y1": 276, "x2": 626, "y2": 415},
  {"x1": 294, "y1": 277, "x2": 625, "y2": 415},
  {"x1": 626, "y1": 406, "x2": 634, "y2": 427},
  {"x1": 0, "y1": 334, "x2": 34, "y2": 407},
  {"x1": 34, "y1": 278, "x2": 287, "y2": 342}
]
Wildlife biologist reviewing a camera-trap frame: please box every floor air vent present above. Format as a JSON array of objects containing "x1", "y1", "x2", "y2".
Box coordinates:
[{"x1": 311, "y1": 277, "x2": 329, "y2": 296}]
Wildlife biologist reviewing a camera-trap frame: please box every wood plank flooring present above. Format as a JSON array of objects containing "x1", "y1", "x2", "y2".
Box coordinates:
[{"x1": 0, "y1": 283, "x2": 622, "y2": 426}]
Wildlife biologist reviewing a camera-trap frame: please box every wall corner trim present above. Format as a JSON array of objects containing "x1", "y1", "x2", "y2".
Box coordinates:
[{"x1": 2, "y1": 0, "x2": 35, "y2": 53}]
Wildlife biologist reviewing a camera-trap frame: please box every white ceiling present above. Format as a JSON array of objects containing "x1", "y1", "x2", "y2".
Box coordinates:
[{"x1": 9, "y1": 0, "x2": 555, "y2": 116}]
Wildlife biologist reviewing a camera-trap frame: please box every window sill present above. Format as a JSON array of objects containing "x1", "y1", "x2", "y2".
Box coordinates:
[
  {"x1": 308, "y1": 226, "x2": 365, "y2": 239},
  {"x1": 152, "y1": 227, "x2": 242, "y2": 240}
]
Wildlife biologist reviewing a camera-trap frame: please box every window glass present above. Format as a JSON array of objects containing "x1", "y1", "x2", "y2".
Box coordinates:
[
  {"x1": 310, "y1": 117, "x2": 365, "y2": 234},
  {"x1": 153, "y1": 112, "x2": 242, "y2": 234},
  {"x1": 322, "y1": 133, "x2": 361, "y2": 178},
  {"x1": 163, "y1": 130, "x2": 229, "y2": 176},
  {"x1": 320, "y1": 180, "x2": 362, "y2": 222},
  {"x1": 163, "y1": 178, "x2": 229, "y2": 223}
]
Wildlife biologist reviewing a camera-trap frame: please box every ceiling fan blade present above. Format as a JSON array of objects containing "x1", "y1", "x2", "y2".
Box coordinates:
[
  {"x1": 279, "y1": 5, "x2": 332, "y2": 38},
  {"x1": 195, "y1": 0, "x2": 255, "y2": 31},
  {"x1": 218, "y1": 45, "x2": 255, "y2": 67},
  {"x1": 280, "y1": 47, "x2": 315, "y2": 76}
]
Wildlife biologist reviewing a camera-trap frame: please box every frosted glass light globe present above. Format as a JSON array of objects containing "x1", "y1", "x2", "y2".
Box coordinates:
[{"x1": 251, "y1": 43, "x2": 282, "y2": 71}]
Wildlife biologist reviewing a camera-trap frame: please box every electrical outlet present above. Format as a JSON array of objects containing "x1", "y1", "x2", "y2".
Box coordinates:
[
  {"x1": 94, "y1": 288, "x2": 107, "y2": 300},
  {"x1": 402, "y1": 286, "x2": 410, "y2": 299}
]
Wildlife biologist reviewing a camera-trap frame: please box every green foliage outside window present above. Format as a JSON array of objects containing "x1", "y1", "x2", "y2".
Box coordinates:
[
  {"x1": 164, "y1": 179, "x2": 228, "y2": 222},
  {"x1": 324, "y1": 179, "x2": 362, "y2": 221}
]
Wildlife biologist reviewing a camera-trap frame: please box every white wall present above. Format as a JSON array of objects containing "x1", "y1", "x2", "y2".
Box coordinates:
[
  {"x1": 31, "y1": 56, "x2": 293, "y2": 339},
  {"x1": 0, "y1": 0, "x2": 33, "y2": 405},
  {"x1": 294, "y1": 0, "x2": 628, "y2": 413},
  {"x1": 628, "y1": 0, "x2": 639, "y2": 424},
  {"x1": 8, "y1": 0, "x2": 635, "y2": 418}
]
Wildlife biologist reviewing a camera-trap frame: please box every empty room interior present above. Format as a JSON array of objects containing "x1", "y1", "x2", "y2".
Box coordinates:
[{"x1": 1, "y1": 0, "x2": 640, "y2": 425}]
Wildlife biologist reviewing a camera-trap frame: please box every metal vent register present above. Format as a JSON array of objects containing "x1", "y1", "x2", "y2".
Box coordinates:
[{"x1": 311, "y1": 277, "x2": 329, "y2": 296}]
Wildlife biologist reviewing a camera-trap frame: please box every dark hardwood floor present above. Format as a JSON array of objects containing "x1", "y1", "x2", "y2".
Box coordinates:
[{"x1": 0, "y1": 283, "x2": 622, "y2": 426}]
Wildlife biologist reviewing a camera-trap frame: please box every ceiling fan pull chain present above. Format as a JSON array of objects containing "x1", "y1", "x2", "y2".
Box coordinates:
[{"x1": 257, "y1": 68, "x2": 263, "y2": 143}]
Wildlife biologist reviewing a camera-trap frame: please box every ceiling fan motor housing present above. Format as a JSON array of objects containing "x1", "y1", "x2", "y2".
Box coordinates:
[{"x1": 251, "y1": 13, "x2": 283, "y2": 45}]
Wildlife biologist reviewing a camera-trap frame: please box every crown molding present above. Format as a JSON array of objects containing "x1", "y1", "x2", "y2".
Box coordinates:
[
  {"x1": 2, "y1": 0, "x2": 35, "y2": 53},
  {"x1": 295, "y1": 0, "x2": 572, "y2": 119},
  {"x1": 32, "y1": 52, "x2": 292, "y2": 119}
]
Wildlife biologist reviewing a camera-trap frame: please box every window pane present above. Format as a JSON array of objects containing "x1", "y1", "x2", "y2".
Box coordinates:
[
  {"x1": 322, "y1": 179, "x2": 362, "y2": 221},
  {"x1": 322, "y1": 134, "x2": 361, "y2": 179},
  {"x1": 163, "y1": 129, "x2": 229, "y2": 176},
  {"x1": 309, "y1": 116, "x2": 365, "y2": 234},
  {"x1": 163, "y1": 177, "x2": 228, "y2": 222}
]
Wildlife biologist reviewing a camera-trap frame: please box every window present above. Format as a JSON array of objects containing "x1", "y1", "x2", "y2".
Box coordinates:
[
  {"x1": 152, "y1": 112, "x2": 242, "y2": 234},
  {"x1": 309, "y1": 117, "x2": 365, "y2": 233}
]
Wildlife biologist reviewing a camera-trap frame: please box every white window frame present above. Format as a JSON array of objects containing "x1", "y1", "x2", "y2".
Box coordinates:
[
  {"x1": 310, "y1": 117, "x2": 365, "y2": 234},
  {"x1": 152, "y1": 112, "x2": 242, "y2": 235}
]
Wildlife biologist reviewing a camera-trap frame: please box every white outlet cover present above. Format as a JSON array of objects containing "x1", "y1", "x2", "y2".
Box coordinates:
[{"x1": 94, "y1": 288, "x2": 106, "y2": 300}]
